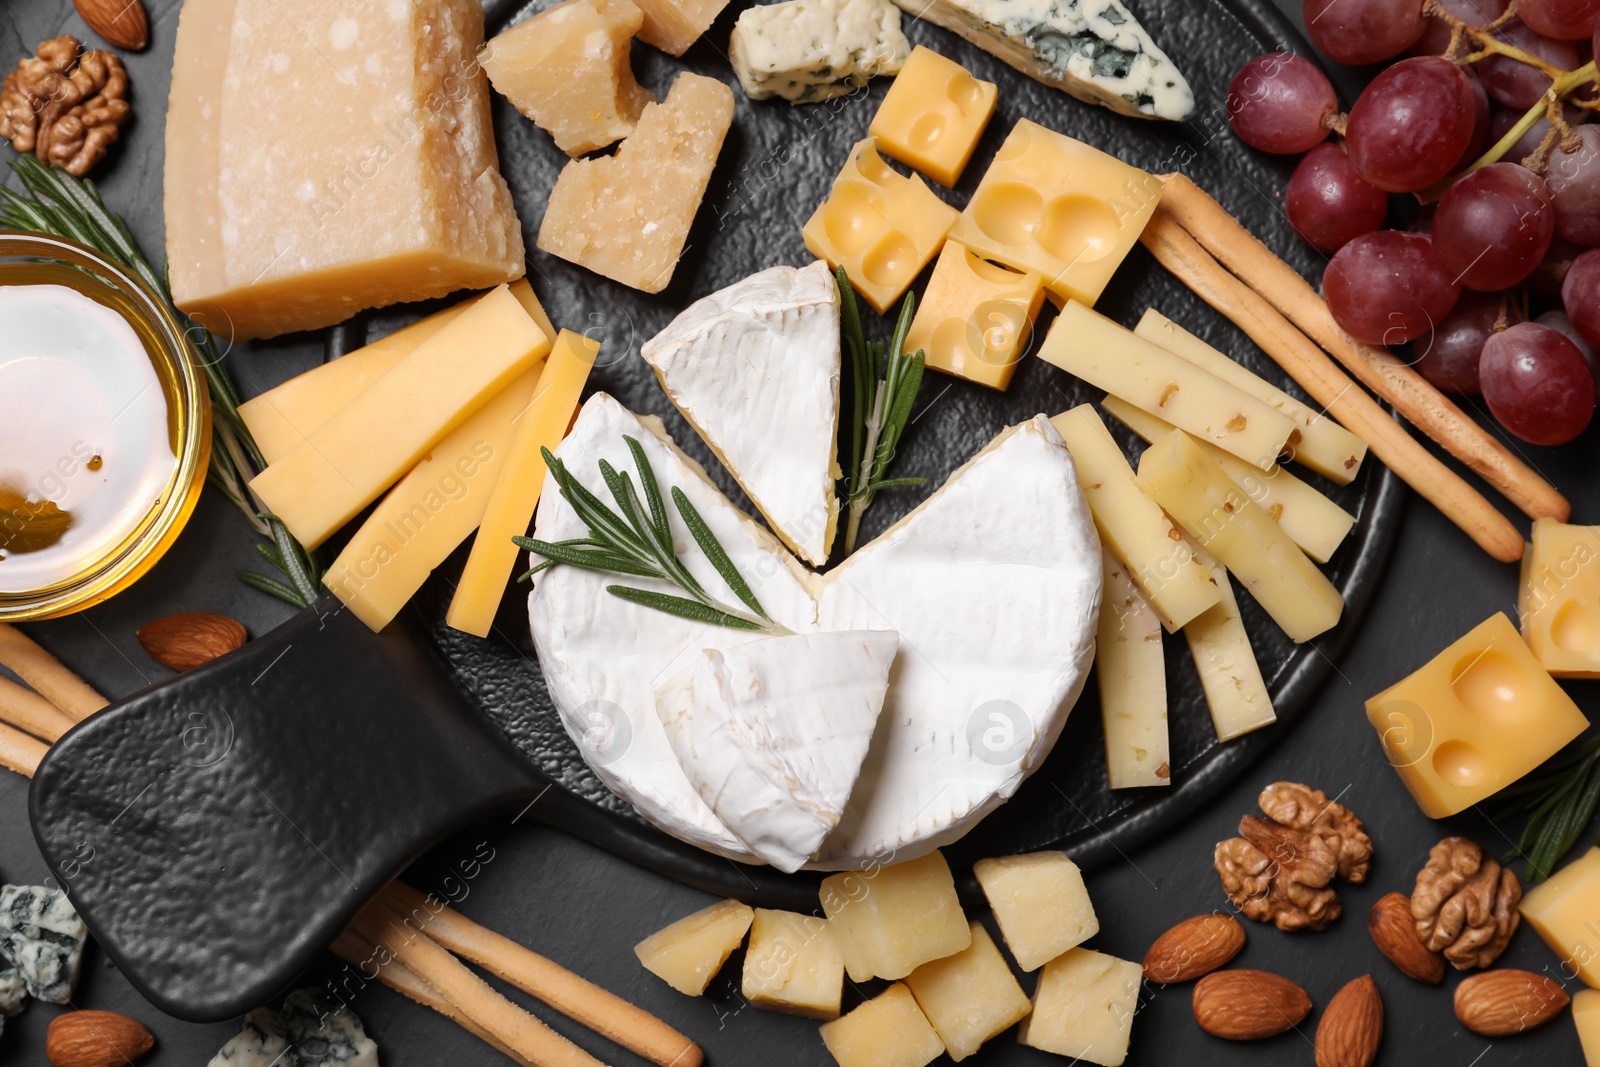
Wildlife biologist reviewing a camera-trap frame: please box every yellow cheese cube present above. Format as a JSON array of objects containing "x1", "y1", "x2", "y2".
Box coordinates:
[
  {"x1": 820, "y1": 983, "x2": 944, "y2": 1067},
  {"x1": 820, "y1": 850, "x2": 971, "y2": 982},
  {"x1": 1520, "y1": 847, "x2": 1600, "y2": 988},
  {"x1": 869, "y1": 47, "x2": 997, "y2": 187},
  {"x1": 1096, "y1": 552, "x2": 1169, "y2": 788},
  {"x1": 903, "y1": 922, "x2": 1030, "y2": 1061},
  {"x1": 631, "y1": 0, "x2": 732, "y2": 54},
  {"x1": 742, "y1": 909, "x2": 844, "y2": 1019},
  {"x1": 634, "y1": 899, "x2": 754, "y2": 996},
  {"x1": 481, "y1": 0, "x2": 653, "y2": 156},
  {"x1": 1049, "y1": 405, "x2": 1221, "y2": 632},
  {"x1": 949, "y1": 120, "x2": 1160, "y2": 306},
  {"x1": 1576, "y1": 989, "x2": 1600, "y2": 1063},
  {"x1": 1366, "y1": 613, "x2": 1589, "y2": 819},
  {"x1": 802, "y1": 138, "x2": 959, "y2": 314},
  {"x1": 972, "y1": 851, "x2": 1098, "y2": 972},
  {"x1": 1520, "y1": 519, "x2": 1600, "y2": 678},
  {"x1": 250, "y1": 286, "x2": 549, "y2": 550},
  {"x1": 904, "y1": 242, "x2": 1044, "y2": 391},
  {"x1": 165, "y1": 0, "x2": 524, "y2": 340},
  {"x1": 1138, "y1": 429, "x2": 1343, "y2": 643},
  {"x1": 1019, "y1": 948, "x2": 1142, "y2": 1066},
  {"x1": 538, "y1": 72, "x2": 733, "y2": 294},
  {"x1": 1185, "y1": 547, "x2": 1275, "y2": 741}
]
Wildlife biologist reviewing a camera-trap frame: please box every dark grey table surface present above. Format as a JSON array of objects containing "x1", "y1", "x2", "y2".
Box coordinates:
[{"x1": 1, "y1": 0, "x2": 1593, "y2": 1064}]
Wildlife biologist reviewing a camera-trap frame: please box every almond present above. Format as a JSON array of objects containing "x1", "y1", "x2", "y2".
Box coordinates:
[
  {"x1": 74, "y1": 0, "x2": 148, "y2": 50},
  {"x1": 47, "y1": 1009, "x2": 154, "y2": 1067},
  {"x1": 136, "y1": 612, "x2": 247, "y2": 672},
  {"x1": 1192, "y1": 969, "x2": 1312, "y2": 1040},
  {"x1": 1454, "y1": 969, "x2": 1570, "y2": 1036},
  {"x1": 1315, "y1": 975, "x2": 1383, "y2": 1067},
  {"x1": 1144, "y1": 913, "x2": 1246, "y2": 983},
  {"x1": 1368, "y1": 892, "x2": 1444, "y2": 984}
]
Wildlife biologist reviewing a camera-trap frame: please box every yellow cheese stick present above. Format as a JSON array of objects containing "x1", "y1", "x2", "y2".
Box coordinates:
[
  {"x1": 1096, "y1": 551, "x2": 1169, "y2": 788},
  {"x1": 447, "y1": 330, "x2": 600, "y2": 637},
  {"x1": 1184, "y1": 548, "x2": 1275, "y2": 741},
  {"x1": 250, "y1": 285, "x2": 550, "y2": 550}
]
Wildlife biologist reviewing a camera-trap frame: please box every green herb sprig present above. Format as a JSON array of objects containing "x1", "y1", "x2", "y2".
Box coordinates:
[
  {"x1": 837, "y1": 266, "x2": 926, "y2": 554},
  {"x1": 0, "y1": 155, "x2": 323, "y2": 608},
  {"x1": 515, "y1": 436, "x2": 791, "y2": 636},
  {"x1": 1497, "y1": 730, "x2": 1600, "y2": 883}
]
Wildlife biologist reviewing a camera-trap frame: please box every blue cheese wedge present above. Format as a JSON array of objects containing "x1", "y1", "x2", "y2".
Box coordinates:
[
  {"x1": 0, "y1": 967, "x2": 26, "y2": 1038},
  {"x1": 730, "y1": 0, "x2": 911, "y2": 103},
  {"x1": 208, "y1": 990, "x2": 379, "y2": 1067},
  {"x1": 0, "y1": 885, "x2": 87, "y2": 1004},
  {"x1": 891, "y1": 0, "x2": 1193, "y2": 120}
]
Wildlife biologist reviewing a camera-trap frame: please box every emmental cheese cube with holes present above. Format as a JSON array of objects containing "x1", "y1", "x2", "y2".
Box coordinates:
[
  {"x1": 1019, "y1": 948, "x2": 1143, "y2": 1066},
  {"x1": 869, "y1": 46, "x2": 997, "y2": 187},
  {"x1": 972, "y1": 852, "x2": 1098, "y2": 972},
  {"x1": 631, "y1": 0, "x2": 733, "y2": 54},
  {"x1": 820, "y1": 851, "x2": 971, "y2": 982},
  {"x1": 903, "y1": 923, "x2": 1031, "y2": 1060},
  {"x1": 1096, "y1": 552, "x2": 1170, "y2": 788},
  {"x1": 1520, "y1": 847, "x2": 1600, "y2": 988},
  {"x1": 742, "y1": 909, "x2": 844, "y2": 1019},
  {"x1": 1577, "y1": 989, "x2": 1600, "y2": 1064},
  {"x1": 802, "y1": 138, "x2": 959, "y2": 313},
  {"x1": 1186, "y1": 547, "x2": 1275, "y2": 741},
  {"x1": 948, "y1": 120, "x2": 1161, "y2": 305},
  {"x1": 820, "y1": 983, "x2": 944, "y2": 1067},
  {"x1": 480, "y1": 0, "x2": 654, "y2": 156},
  {"x1": 904, "y1": 242, "x2": 1044, "y2": 390},
  {"x1": 538, "y1": 73, "x2": 734, "y2": 294},
  {"x1": 634, "y1": 899, "x2": 754, "y2": 995},
  {"x1": 1365, "y1": 613, "x2": 1589, "y2": 819},
  {"x1": 1520, "y1": 519, "x2": 1600, "y2": 677}
]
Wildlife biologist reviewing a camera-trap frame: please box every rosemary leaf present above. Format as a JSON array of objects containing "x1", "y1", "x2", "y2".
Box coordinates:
[
  {"x1": 1505, "y1": 730, "x2": 1600, "y2": 882},
  {"x1": 625, "y1": 436, "x2": 673, "y2": 545},
  {"x1": 266, "y1": 516, "x2": 320, "y2": 606},
  {"x1": 600, "y1": 460, "x2": 708, "y2": 599},
  {"x1": 672, "y1": 487, "x2": 770, "y2": 621},
  {"x1": 864, "y1": 476, "x2": 928, "y2": 492},
  {"x1": 516, "y1": 539, "x2": 664, "y2": 580},
  {"x1": 605, "y1": 586, "x2": 768, "y2": 631},
  {"x1": 236, "y1": 570, "x2": 308, "y2": 608}
]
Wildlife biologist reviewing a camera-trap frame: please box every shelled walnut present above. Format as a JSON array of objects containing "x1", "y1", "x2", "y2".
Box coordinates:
[
  {"x1": 0, "y1": 35, "x2": 130, "y2": 176},
  {"x1": 1411, "y1": 837, "x2": 1521, "y2": 970}
]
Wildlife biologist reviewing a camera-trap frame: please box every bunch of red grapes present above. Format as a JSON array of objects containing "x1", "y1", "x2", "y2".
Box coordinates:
[{"x1": 1227, "y1": 0, "x2": 1600, "y2": 445}]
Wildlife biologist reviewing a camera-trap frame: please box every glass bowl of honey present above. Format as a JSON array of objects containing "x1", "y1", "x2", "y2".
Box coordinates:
[{"x1": 0, "y1": 231, "x2": 211, "y2": 620}]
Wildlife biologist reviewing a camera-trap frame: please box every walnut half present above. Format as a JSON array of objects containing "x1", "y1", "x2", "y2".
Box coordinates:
[
  {"x1": 1411, "y1": 837, "x2": 1521, "y2": 970},
  {"x1": 0, "y1": 35, "x2": 130, "y2": 177}
]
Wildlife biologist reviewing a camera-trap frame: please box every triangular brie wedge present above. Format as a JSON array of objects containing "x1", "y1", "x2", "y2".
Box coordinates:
[
  {"x1": 657, "y1": 630, "x2": 898, "y2": 873},
  {"x1": 640, "y1": 261, "x2": 842, "y2": 566}
]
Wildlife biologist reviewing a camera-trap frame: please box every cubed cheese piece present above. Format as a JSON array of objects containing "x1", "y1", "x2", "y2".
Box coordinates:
[
  {"x1": 635, "y1": 899, "x2": 754, "y2": 995},
  {"x1": 1577, "y1": 989, "x2": 1600, "y2": 1063},
  {"x1": 1050, "y1": 405, "x2": 1220, "y2": 632},
  {"x1": 870, "y1": 46, "x2": 996, "y2": 186},
  {"x1": 904, "y1": 923, "x2": 1031, "y2": 1060},
  {"x1": 1138, "y1": 429, "x2": 1343, "y2": 643},
  {"x1": 742, "y1": 909, "x2": 845, "y2": 1019},
  {"x1": 250, "y1": 286, "x2": 549, "y2": 549},
  {"x1": 1185, "y1": 547, "x2": 1275, "y2": 741},
  {"x1": 1520, "y1": 519, "x2": 1600, "y2": 678},
  {"x1": 1366, "y1": 613, "x2": 1589, "y2": 819},
  {"x1": 1019, "y1": 948, "x2": 1142, "y2": 1066},
  {"x1": 1521, "y1": 847, "x2": 1600, "y2": 988},
  {"x1": 820, "y1": 851, "x2": 971, "y2": 981},
  {"x1": 950, "y1": 121, "x2": 1160, "y2": 305},
  {"x1": 730, "y1": 0, "x2": 910, "y2": 104},
  {"x1": 1101, "y1": 395, "x2": 1355, "y2": 565},
  {"x1": 538, "y1": 72, "x2": 733, "y2": 294},
  {"x1": 802, "y1": 137, "x2": 959, "y2": 314},
  {"x1": 1135, "y1": 310, "x2": 1367, "y2": 484},
  {"x1": 1041, "y1": 303, "x2": 1296, "y2": 471},
  {"x1": 904, "y1": 241, "x2": 1044, "y2": 391},
  {"x1": 972, "y1": 851, "x2": 1098, "y2": 972},
  {"x1": 820, "y1": 983, "x2": 944, "y2": 1067},
  {"x1": 0, "y1": 885, "x2": 86, "y2": 1003},
  {"x1": 165, "y1": 0, "x2": 524, "y2": 340},
  {"x1": 631, "y1": 0, "x2": 733, "y2": 54},
  {"x1": 446, "y1": 330, "x2": 599, "y2": 637},
  {"x1": 1096, "y1": 551, "x2": 1170, "y2": 788},
  {"x1": 481, "y1": 0, "x2": 653, "y2": 156}
]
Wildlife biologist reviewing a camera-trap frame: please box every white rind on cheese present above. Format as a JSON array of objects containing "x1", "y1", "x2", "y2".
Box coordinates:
[
  {"x1": 658, "y1": 630, "x2": 897, "y2": 872},
  {"x1": 729, "y1": 0, "x2": 912, "y2": 103},
  {"x1": 641, "y1": 261, "x2": 842, "y2": 566}
]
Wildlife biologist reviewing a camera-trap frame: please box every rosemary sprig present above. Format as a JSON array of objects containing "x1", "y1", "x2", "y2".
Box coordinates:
[
  {"x1": 0, "y1": 155, "x2": 323, "y2": 608},
  {"x1": 837, "y1": 266, "x2": 926, "y2": 554},
  {"x1": 514, "y1": 436, "x2": 792, "y2": 636},
  {"x1": 1498, "y1": 730, "x2": 1600, "y2": 883}
]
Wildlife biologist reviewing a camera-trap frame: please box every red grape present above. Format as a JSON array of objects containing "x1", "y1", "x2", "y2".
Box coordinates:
[
  {"x1": 1304, "y1": 0, "x2": 1428, "y2": 63},
  {"x1": 1488, "y1": 103, "x2": 1587, "y2": 163},
  {"x1": 1324, "y1": 230, "x2": 1462, "y2": 344},
  {"x1": 1546, "y1": 125, "x2": 1600, "y2": 245},
  {"x1": 1529, "y1": 235, "x2": 1585, "y2": 307},
  {"x1": 1457, "y1": 71, "x2": 1493, "y2": 168},
  {"x1": 1521, "y1": 0, "x2": 1600, "y2": 39},
  {"x1": 1563, "y1": 247, "x2": 1600, "y2": 347},
  {"x1": 1414, "y1": 290, "x2": 1509, "y2": 392},
  {"x1": 1478, "y1": 20, "x2": 1582, "y2": 108},
  {"x1": 1227, "y1": 54, "x2": 1340, "y2": 154},
  {"x1": 1433, "y1": 163, "x2": 1555, "y2": 289},
  {"x1": 1411, "y1": 0, "x2": 1510, "y2": 55},
  {"x1": 1537, "y1": 309, "x2": 1600, "y2": 395},
  {"x1": 1285, "y1": 144, "x2": 1390, "y2": 252},
  {"x1": 1346, "y1": 57, "x2": 1479, "y2": 192},
  {"x1": 1480, "y1": 323, "x2": 1596, "y2": 443}
]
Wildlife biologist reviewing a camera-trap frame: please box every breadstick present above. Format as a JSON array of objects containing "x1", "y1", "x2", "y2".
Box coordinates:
[
  {"x1": 1155, "y1": 173, "x2": 1569, "y2": 523},
  {"x1": 381, "y1": 882, "x2": 702, "y2": 1067},
  {"x1": 1141, "y1": 214, "x2": 1526, "y2": 563},
  {"x1": 0, "y1": 676, "x2": 76, "y2": 743},
  {"x1": 0, "y1": 719, "x2": 47, "y2": 778},
  {"x1": 349, "y1": 902, "x2": 613, "y2": 1067},
  {"x1": 0, "y1": 625, "x2": 108, "y2": 720}
]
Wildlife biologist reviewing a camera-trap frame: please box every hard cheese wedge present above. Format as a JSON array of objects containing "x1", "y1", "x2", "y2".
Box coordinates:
[
  {"x1": 631, "y1": 0, "x2": 733, "y2": 54},
  {"x1": 1185, "y1": 547, "x2": 1275, "y2": 741},
  {"x1": 1096, "y1": 551, "x2": 1170, "y2": 788},
  {"x1": 742, "y1": 909, "x2": 844, "y2": 1019},
  {"x1": 903, "y1": 922, "x2": 1031, "y2": 1061},
  {"x1": 1520, "y1": 518, "x2": 1600, "y2": 677},
  {"x1": 635, "y1": 899, "x2": 754, "y2": 995},
  {"x1": 250, "y1": 285, "x2": 549, "y2": 550},
  {"x1": 1520, "y1": 846, "x2": 1600, "y2": 989},
  {"x1": 973, "y1": 851, "x2": 1099, "y2": 972},
  {"x1": 446, "y1": 329, "x2": 599, "y2": 638},
  {"x1": 821, "y1": 851, "x2": 971, "y2": 982},
  {"x1": 641, "y1": 261, "x2": 842, "y2": 566},
  {"x1": 165, "y1": 0, "x2": 524, "y2": 340},
  {"x1": 657, "y1": 630, "x2": 898, "y2": 873},
  {"x1": 1576, "y1": 988, "x2": 1600, "y2": 1063}
]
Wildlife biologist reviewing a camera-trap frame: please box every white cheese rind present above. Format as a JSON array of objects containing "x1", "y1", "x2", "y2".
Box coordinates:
[
  {"x1": 657, "y1": 629, "x2": 897, "y2": 871},
  {"x1": 730, "y1": 0, "x2": 911, "y2": 103}
]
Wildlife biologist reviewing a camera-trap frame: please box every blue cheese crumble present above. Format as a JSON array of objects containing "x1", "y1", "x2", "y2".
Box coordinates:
[
  {"x1": 208, "y1": 989, "x2": 379, "y2": 1067},
  {"x1": 730, "y1": 0, "x2": 911, "y2": 103},
  {"x1": 0, "y1": 885, "x2": 87, "y2": 1004}
]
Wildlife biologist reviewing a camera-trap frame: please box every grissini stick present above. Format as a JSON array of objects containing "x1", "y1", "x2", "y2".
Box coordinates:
[
  {"x1": 0, "y1": 718, "x2": 46, "y2": 777},
  {"x1": 0, "y1": 675, "x2": 77, "y2": 742},
  {"x1": 0, "y1": 624, "x2": 109, "y2": 720}
]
